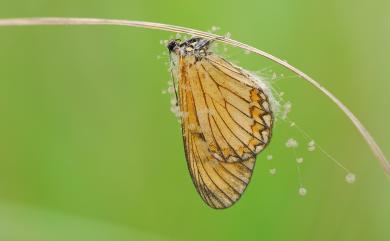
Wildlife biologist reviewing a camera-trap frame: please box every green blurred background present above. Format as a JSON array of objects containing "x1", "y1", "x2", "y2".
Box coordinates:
[{"x1": 0, "y1": 0, "x2": 389, "y2": 240}]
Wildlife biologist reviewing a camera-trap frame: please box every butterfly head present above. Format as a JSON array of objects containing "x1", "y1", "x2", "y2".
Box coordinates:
[
  {"x1": 167, "y1": 39, "x2": 180, "y2": 53},
  {"x1": 167, "y1": 37, "x2": 212, "y2": 58}
]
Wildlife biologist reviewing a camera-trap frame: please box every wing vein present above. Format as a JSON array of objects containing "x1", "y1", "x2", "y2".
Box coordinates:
[
  {"x1": 192, "y1": 135, "x2": 234, "y2": 204},
  {"x1": 219, "y1": 164, "x2": 248, "y2": 185},
  {"x1": 200, "y1": 63, "x2": 251, "y2": 104},
  {"x1": 210, "y1": 99, "x2": 257, "y2": 156},
  {"x1": 191, "y1": 137, "x2": 223, "y2": 208}
]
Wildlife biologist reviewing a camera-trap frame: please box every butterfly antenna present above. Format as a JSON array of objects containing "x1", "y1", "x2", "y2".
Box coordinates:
[{"x1": 168, "y1": 54, "x2": 179, "y2": 107}]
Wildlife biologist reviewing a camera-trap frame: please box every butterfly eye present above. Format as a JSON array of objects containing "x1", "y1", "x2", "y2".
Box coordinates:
[{"x1": 167, "y1": 39, "x2": 180, "y2": 52}]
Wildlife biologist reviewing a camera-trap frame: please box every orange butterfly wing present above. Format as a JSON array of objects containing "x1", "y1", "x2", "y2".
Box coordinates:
[{"x1": 177, "y1": 53, "x2": 273, "y2": 208}]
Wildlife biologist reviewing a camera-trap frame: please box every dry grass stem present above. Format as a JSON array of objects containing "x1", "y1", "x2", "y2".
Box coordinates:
[{"x1": 1, "y1": 17, "x2": 388, "y2": 179}]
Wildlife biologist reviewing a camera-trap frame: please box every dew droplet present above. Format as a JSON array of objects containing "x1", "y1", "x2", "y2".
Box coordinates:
[
  {"x1": 298, "y1": 187, "x2": 307, "y2": 196},
  {"x1": 345, "y1": 173, "x2": 356, "y2": 184},
  {"x1": 296, "y1": 157, "x2": 304, "y2": 164},
  {"x1": 286, "y1": 138, "x2": 298, "y2": 148},
  {"x1": 281, "y1": 101, "x2": 292, "y2": 119},
  {"x1": 267, "y1": 155, "x2": 273, "y2": 161},
  {"x1": 307, "y1": 140, "x2": 316, "y2": 151},
  {"x1": 167, "y1": 86, "x2": 175, "y2": 94},
  {"x1": 210, "y1": 25, "x2": 220, "y2": 33},
  {"x1": 269, "y1": 168, "x2": 276, "y2": 175},
  {"x1": 170, "y1": 98, "x2": 177, "y2": 105}
]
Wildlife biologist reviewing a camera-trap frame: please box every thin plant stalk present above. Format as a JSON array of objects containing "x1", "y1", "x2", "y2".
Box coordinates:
[{"x1": 0, "y1": 17, "x2": 389, "y2": 179}]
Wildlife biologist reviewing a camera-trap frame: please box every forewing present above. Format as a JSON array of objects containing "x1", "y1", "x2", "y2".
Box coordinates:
[{"x1": 185, "y1": 54, "x2": 273, "y2": 163}]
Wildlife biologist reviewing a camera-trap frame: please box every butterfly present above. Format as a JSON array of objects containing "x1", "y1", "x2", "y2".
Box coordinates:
[{"x1": 167, "y1": 37, "x2": 274, "y2": 209}]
